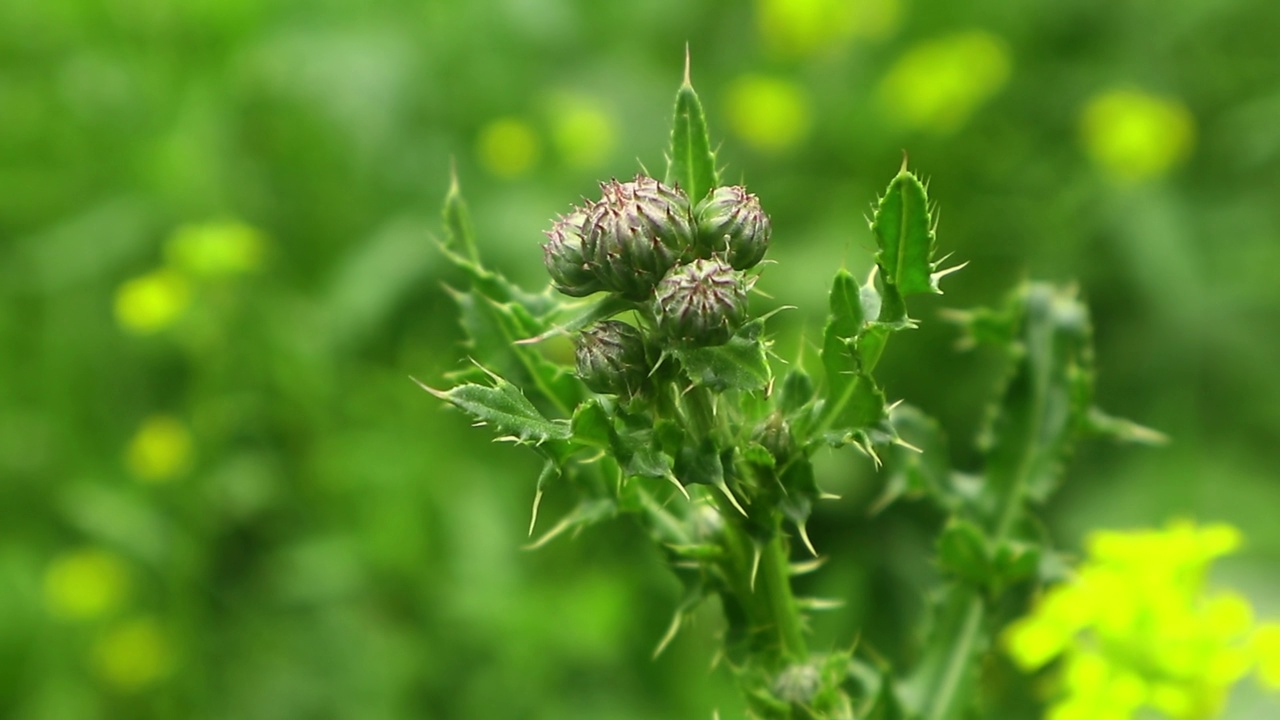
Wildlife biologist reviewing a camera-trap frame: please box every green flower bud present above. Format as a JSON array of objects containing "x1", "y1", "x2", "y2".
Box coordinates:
[
  {"x1": 585, "y1": 176, "x2": 694, "y2": 298},
  {"x1": 542, "y1": 209, "x2": 605, "y2": 297},
  {"x1": 574, "y1": 320, "x2": 649, "y2": 396},
  {"x1": 694, "y1": 185, "x2": 771, "y2": 270},
  {"x1": 653, "y1": 258, "x2": 749, "y2": 346},
  {"x1": 753, "y1": 413, "x2": 794, "y2": 463}
]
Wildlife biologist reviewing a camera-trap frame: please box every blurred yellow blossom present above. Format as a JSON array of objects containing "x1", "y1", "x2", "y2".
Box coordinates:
[
  {"x1": 878, "y1": 31, "x2": 1011, "y2": 134},
  {"x1": 43, "y1": 548, "x2": 131, "y2": 621},
  {"x1": 1004, "y1": 520, "x2": 1278, "y2": 719},
  {"x1": 756, "y1": 0, "x2": 900, "y2": 57},
  {"x1": 725, "y1": 75, "x2": 812, "y2": 154},
  {"x1": 92, "y1": 617, "x2": 175, "y2": 692},
  {"x1": 548, "y1": 94, "x2": 616, "y2": 170},
  {"x1": 1080, "y1": 88, "x2": 1195, "y2": 183},
  {"x1": 126, "y1": 414, "x2": 193, "y2": 482},
  {"x1": 1256, "y1": 624, "x2": 1280, "y2": 689},
  {"x1": 113, "y1": 269, "x2": 190, "y2": 334},
  {"x1": 164, "y1": 221, "x2": 266, "y2": 278},
  {"x1": 477, "y1": 117, "x2": 540, "y2": 178}
]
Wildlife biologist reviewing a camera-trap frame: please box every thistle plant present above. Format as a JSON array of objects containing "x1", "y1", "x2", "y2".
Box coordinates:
[{"x1": 421, "y1": 60, "x2": 1162, "y2": 719}]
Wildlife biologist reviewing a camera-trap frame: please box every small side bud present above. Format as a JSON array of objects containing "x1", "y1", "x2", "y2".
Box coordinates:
[
  {"x1": 693, "y1": 185, "x2": 770, "y2": 270},
  {"x1": 584, "y1": 176, "x2": 695, "y2": 298},
  {"x1": 652, "y1": 258, "x2": 749, "y2": 346},
  {"x1": 753, "y1": 413, "x2": 794, "y2": 463},
  {"x1": 542, "y1": 210, "x2": 604, "y2": 297},
  {"x1": 574, "y1": 320, "x2": 650, "y2": 396}
]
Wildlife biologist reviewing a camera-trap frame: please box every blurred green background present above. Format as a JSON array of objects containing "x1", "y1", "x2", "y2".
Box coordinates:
[{"x1": 2, "y1": 0, "x2": 1278, "y2": 718}]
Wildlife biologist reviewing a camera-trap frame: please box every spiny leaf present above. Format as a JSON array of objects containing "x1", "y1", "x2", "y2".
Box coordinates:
[
  {"x1": 443, "y1": 161, "x2": 479, "y2": 263},
  {"x1": 664, "y1": 49, "x2": 719, "y2": 204},
  {"x1": 415, "y1": 368, "x2": 571, "y2": 445},
  {"x1": 871, "y1": 162, "x2": 941, "y2": 297},
  {"x1": 676, "y1": 320, "x2": 771, "y2": 392}
]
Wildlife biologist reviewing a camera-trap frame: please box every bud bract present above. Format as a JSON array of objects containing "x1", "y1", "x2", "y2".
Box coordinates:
[
  {"x1": 542, "y1": 210, "x2": 604, "y2": 297},
  {"x1": 652, "y1": 258, "x2": 748, "y2": 346},
  {"x1": 574, "y1": 320, "x2": 650, "y2": 396},
  {"x1": 584, "y1": 176, "x2": 694, "y2": 298},
  {"x1": 694, "y1": 185, "x2": 771, "y2": 270}
]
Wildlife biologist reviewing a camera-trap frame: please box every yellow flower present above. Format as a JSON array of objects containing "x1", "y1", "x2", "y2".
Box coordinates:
[
  {"x1": 476, "y1": 117, "x2": 540, "y2": 178},
  {"x1": 725, "y1": 75, "x2": 812, "y2": 154},
  {"x1": 125, "y1": 414, "x2": 194, "y2": 483},
  {"x1": 43, "y1": 548, "x2": 131, "y2": 621},
  {"x1": 164, "y1": 221, "x2": 266, "y2": 278},
  {"x1": 878, "y1": 31, "x2": 1011, "y2": 134},
  {"x1": 1080, "y1": 88, "x2": 1195, "y2": 183},
  {"x1": 92, "y1": 617, "x2": 175, "y2": 692},
  {"x1": 1004, "y1": 520, "x2": 1275, "y2": 719},
  {"x1": 113, "y1": 269, "x2": 190, "y2": 334}
]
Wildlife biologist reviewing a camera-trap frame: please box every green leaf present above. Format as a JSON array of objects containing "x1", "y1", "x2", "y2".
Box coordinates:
[
  {"x1": 570, "y1": 399, "x2": 612, "y2": 450},
  {"x1": 443, "y1": 162, "x2": 479, "y2": 263},
  {"x1": 871, "y1": 163, "x2": 939, "y2": 297},
  {"x1": 979, "y1": 283, "x2": 1095, "y2": 534},
  {"x1": 826, "y1": 268, "x2": 864, "y2": 338},
  {"x1": 416, "y1": 367, "x2": 571, "y2": 445},
  {"x1": 937, "y1": 519, "x2": 991, "y2": 587},
  {"x1": 677, "y1": 320, "x2": 771, "y2": 392},
  {"x1": 777, "y1": 368, "x2": 815, "y2": 416},
  {"x1": 664, "y1": 52, "x2": 718, "y2": 203},
  {"x1": 874, "y1": 404, "x2": 952, "y2": 512}
]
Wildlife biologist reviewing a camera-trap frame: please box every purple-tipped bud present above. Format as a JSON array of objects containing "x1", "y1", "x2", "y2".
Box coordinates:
[
  {"x1": 575, "y1": 320, "x2": 650, "y2": 396},
  {"x1": 542, "y1": 210, "x2": 605, "y2": 297},
  {"x1": 694, "y1": 185, "x2": 771, "y2": 270},
  {"x1": 652, "y1": 258, "x2": 749, "y2": 346},
  {"x1": 584, "y1": 176, "x2": 694, "y2": 298}
]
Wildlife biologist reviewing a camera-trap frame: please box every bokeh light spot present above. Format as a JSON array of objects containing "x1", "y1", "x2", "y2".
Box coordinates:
[
  {"x1": 1080, "y1": 88, "x2": 1195, "y2": 183},
  {"x1": 126, "y1": 414, "x2": 194, "y2": 482},
  {"x1": 92, "y1": 617, "x2": 175, "y2": 692},
  {"x1": 114, "y1": 269, "x2": 191, "y2": 335},
  {"x1": 878, "y1": 31, "x2": 1011, "y2": 134},
  {"x1": 477, "y1": 117, "x2": 540, "y2": 178},
  {"x1": 756, "y1": 0, "x2": 900, "y2": 57},
  {"x1": 165, "y1": 221, "x2": 267, "y2": 278},
  {"x1": 43, "y1": 548, "x2": 131, "y2": 621},
  {"x1": 549, "y1": 95, "x2": 616, "y2": 170},
  {"x1": 725, "y1": 75, "x2": 812, "y2": 154}
]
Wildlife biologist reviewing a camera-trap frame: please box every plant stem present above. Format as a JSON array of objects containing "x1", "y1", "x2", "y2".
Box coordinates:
[{"x1": 758, "y1": 519, "x2": 809, "y2": 662}]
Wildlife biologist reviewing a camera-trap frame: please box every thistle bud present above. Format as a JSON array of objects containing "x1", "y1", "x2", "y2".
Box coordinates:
[
  {"x1": 653, "y1": 258, "x2": 748, "y2": 346},
  {"x1": 694, "y1": 185, "x2": 770, "y2": 270},
  {"x1": 542, "y1": 210, "x2": 604, "y2": 297},
  {"x1": 584, "y1": 176, "x2": 694, "y2": 298},
  {"x1": 753, "y1": 413, "x2": 794, "y2": 463},
  {"x1": 574, "y1": 320, "x2": 650, "y2": 396}
]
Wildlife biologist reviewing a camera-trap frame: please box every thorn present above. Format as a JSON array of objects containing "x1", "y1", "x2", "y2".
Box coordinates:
[
  {"x1": 410, "y1": 375, "x2": 449, "y2": 401},
  {"x1": 797, "y1": 522, "x2": 818, "y2": 557},
  {"x1": 749, "y1": 543, "x2": 762, "y2": 592},
  {"x1": 899, "y1": 149, "x2": 910, "y2": 174},
  {"x1": 790, "y1": 557, "x2": 827, "y2": 575},
  {"x1": 819, "y1": 492, "x2": 842, "y2": 501},
  {"x1": 716, "y1": 480, "x2": 748, "y2": 518},
  {"x1": 683, "y1": 44, "x2": 692, "y2": 87},
  {"x1": 653, "y1": 609, "x2": 684, "y2": 659},
  {"x1": 528, "y1": 488, "x2": 544, "y2": 537},
  {"x1": 665, "y1": 472, "x2": 692, "y2": 501}
]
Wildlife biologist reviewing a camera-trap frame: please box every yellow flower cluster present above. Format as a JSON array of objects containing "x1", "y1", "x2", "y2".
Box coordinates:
[
  {"x1": 113, "y1": 220, "x2": 266, "y2": 335},
  {"x1": 1004, "y1": 521, "x2": 1280, "y2": 720}
]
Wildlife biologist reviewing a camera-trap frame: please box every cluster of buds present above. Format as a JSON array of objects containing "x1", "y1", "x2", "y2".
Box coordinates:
[{"x1": 542, "y1": 175, "x2": 771, "y2": 394}]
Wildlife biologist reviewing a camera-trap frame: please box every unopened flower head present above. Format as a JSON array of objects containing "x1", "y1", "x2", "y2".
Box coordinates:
[
  {"x1": 542, "y1": 209, "x2": 605, "y2": 297},
  {"x1": 653, "y1": 258, "x2": 749, "y2": 346},
  {"x1": 694, "y1": 185, "x2": 771, "y2": 270},
  {"x1": 584, "y1": 175, "x2": 694, "y2": 298},
  {"x1": 574, "y1": 320, "x2": 650, "y2": 396}
]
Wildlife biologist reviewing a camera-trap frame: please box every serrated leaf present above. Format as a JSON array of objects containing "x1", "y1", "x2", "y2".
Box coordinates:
[
  {"x1": 416, "y1": 371, "x2": 570, "y2": 445},
  {"x1": 526, "y1": 497, "x2": 616, "y2": 550},
  {"x1": 874, "y1": 404, "x2": 951, "y2": 512},
  {"x1": 827, "y1": 269, "x2": 864, "y2": 337},
  {"x1": 664, "y1": 54, "x2": 718, "y2": 203},
  {"x1": 443, "y1": 164, "x2": 479, "y2": 263},
  {"x1": 980, "y1": 283, "x2": 1095, "y2": 532},
  {"x1": 872, "y1": 165, "x2": 939, "y2": 296},
  {"x1": 937, "y1": 519, "x2": 991, "y2": 587},
  {"x1": 677, "y1": 321, "x2": 771, "y2": 392},
  {"x1": 778, "y1": 368, "x2": 815, "y2": 415},
  {"x1": 570, "y1": 399, "x2": 612, "y2": 450}
]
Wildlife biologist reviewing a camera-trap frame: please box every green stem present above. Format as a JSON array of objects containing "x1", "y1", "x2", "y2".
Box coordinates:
[{"x1": 758, "y1": 519, "x2": 809, "y2": 662}]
